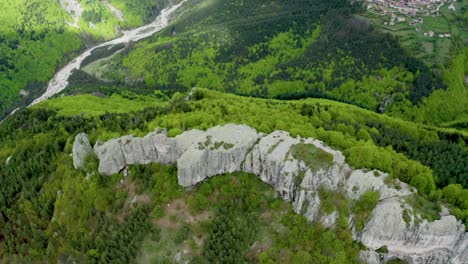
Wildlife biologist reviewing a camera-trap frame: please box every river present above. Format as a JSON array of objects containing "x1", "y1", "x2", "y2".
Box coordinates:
[{"x1": 29, "y1": 0, "x2": 187, "y2": 106}]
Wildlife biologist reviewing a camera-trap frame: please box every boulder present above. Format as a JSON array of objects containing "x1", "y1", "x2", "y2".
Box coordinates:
[{"x1": 72, "y1": 133, "x2": 93, "y2": 170}]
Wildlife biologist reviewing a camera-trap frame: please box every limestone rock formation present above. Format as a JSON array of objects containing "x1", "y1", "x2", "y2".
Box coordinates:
[
  {"x1": 177, "y1": 124, "x2": 261, "y2": 186},
  {"x1": 73, "y1": 124, "x2": 468, "y2": 263},
  {"x1": 72, "y1": 133, "x2": 93, "y2": 170},
  {"x1": 243, "y1": 130, "x2": 348, "y2": 223},
  {"x1": 93, "y1": 129, "x2": 179, "y2": 175},
  {"x1": 346, "y1": 169, "x2": 467, "y2": 264},
  {"x1": 360, "y1": 198, "x2": 468, "y2": 264}
]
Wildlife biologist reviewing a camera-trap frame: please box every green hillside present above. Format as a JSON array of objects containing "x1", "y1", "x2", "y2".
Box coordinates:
[
  {"x1": 0, "y1": 0, "x2": 170, "y2": 119},
  {"x1": 1, "y1": 0, "x2": 468, "y2": 262},
  {"x1": 86, "y1": 0, "x2": 461, "y2": 122},
  {"x1": 1, "y1": 88, "x2": 467, "y2": 262}
]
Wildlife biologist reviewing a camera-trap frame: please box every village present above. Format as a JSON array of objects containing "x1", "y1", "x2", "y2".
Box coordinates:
[{"x1": 365, "y1": 0, "x2": 456, "y2": 38}]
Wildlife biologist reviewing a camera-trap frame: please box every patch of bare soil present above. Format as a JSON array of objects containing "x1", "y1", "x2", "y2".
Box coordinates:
[{"x1": 154, "y1": 198, "x2": 210, "y2": 229}]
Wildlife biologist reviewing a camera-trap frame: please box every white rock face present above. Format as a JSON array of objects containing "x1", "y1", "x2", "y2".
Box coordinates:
[
  {"x1": 347, "y1": 170, "x2": 467, "y2": 264},
  {"x1": 177, "y1": 124, "x2": 261, "y2": 186},
  {"x1": 346, "y1": 170, "x2": 413, "y2": 200},
  {"x1": 94, "y1": 129, "x2": 178, "y2": 175},
  {"x1": 74, "y1": 124, "x2": 468, "y2": 263},
  {"x1": 360, "y1": 198, "x2": 468, "y2": 264},
  {"x1": 72, "y1": 133, "x2": 93, "y2": 170},
  {"x1": 243, "y1": 130, "x2": 347, "y2": 223}
]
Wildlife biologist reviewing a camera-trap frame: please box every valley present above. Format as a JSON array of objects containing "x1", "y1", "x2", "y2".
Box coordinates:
[
  {"x1": 31, "y1": 0, "x2": 187, "y2": 106},
  {"x1": 0, "y1": 0, "x2": 467, "y2": 263}
]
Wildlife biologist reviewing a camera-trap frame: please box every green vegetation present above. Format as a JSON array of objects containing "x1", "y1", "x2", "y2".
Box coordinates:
[
  {"x1": 0, "y1": 0, "x2": 173, "y2": 119},
  {"x1": 370, "y1": 119, "x2": 468, "y2": 189},
  {"x1": 442, "y1": 184, "x2": 468, "y2": 224},
  {"x1": 0, "y1": 0, "x2": 82, "y2": 118},
  {"x1": 3, "y1": 87, "x2": 468, "y2": 228},
  {"x1": 376, "y1": 246, "x2": 389, "y2": 254},
  {"x1": 76, "y1": 0, "x2": 170, "y2": 37},
  {"x1": 362, "y1": 1, "x2": 467, "y2": 64},
  {"x1": 2, "y1": 84, "x2": 468, "y2": 261},
  {"x1": 108, "y1": 0, "x2": 170, "y2": 27},
  {"x1": 291, "y1": 144, "x2": 334, "y2": 172},
  {"x1": 1, "y1": 0, "x2": 467, "y2": 261},
  {"x1": 318, "y1": 187, "x2": 349, "y2": 216},
  {"x1": 402, "y1": 208, "x2": 412, "y2": 225},
  {"x1": 36, "y1": 92, "x2": 167, "y2": 117},
  {"x1": 386, "y1": 258, "x2": 410, "y2": 264},
  {"x1": 353, "y1": 191, "x2": 380, "y2": 232},
  {"x1": 88, "y1": 0, "x2": 446, "y2": 118},
  {"x1": 0, "y1": 142, "x2": 365, "y2": 263},
  {"x1": 405, "y1": 195, "x2": 441, "y2": 223},
  {"x1": 394, "y1": 48, "x2": 468, "y2": 129}
]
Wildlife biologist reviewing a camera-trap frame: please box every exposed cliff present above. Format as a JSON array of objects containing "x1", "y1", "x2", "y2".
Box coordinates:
[
  {"x1": 74, "y1": 124, "x2": 468, "y2": 264},
  {"x1": 73, "y1": 133, "x2": 93, "y2": 170}
]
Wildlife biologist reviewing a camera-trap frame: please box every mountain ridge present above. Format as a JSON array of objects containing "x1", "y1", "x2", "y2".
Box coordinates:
[{"x1": 72, "y1": 123, "x2": 468, "y2": 263}]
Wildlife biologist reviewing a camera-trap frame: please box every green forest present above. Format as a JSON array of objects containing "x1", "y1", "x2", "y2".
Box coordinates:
[
  {"x1": 89, "y1": 0, "x2": 464, "y2": 125},
  {"x1": 1, "y1": 87, "x2": 467, "y2": 262},
  {"x1": 0, "y1": 0, "x2": 468, "y2": 262},
  {"x1": 0, "y1": 0, "x2": 170, "y2": 119}
]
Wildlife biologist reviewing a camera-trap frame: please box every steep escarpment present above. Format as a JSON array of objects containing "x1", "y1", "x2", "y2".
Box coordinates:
[{"x1": 73, "y1": 124, "x2": 468, "y2": 264}]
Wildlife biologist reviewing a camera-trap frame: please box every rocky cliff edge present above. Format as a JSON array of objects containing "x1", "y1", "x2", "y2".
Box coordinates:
[{"x1": 73, "y1": 124, "x2": 468, "y2": 264}]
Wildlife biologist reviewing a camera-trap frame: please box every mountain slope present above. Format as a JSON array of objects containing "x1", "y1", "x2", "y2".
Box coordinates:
[
  {"x1": 1, "y1": 0, "x2": 468, "y2": 263},
  {"x1": 72, "y1": 123, "x2": 468, "y2": 263},
  {"x1": 84, "y1": 0, "x2": 451, "y2": 118},
  {"x1": 1, "y1": 88, "x2": 468, "y2": 262},
  {"x1": 0, "y1": 0, "x2": 170, "y2": 119}
]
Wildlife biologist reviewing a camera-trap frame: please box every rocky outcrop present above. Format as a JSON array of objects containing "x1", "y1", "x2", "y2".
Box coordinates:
[
  {"x1": 72, "y1": 133, "x2": 93, "y2": 170},
  {"x1": 243, "y1": 130, "x2": 349, "y2": 223},
  {"x1": 93, "y1": 129, "x2": 179, "y2": 174},
  {"x1": 359, "y1": 197, "x2": 468, "y2": 264},
  {"x1": 74, "y1": 124, "x2": 468, "y2": 263},
  {"x1": 177, "y1": 124, "x2": 261, "y2": 186},
  {"x1": 348, "y1": 170, "x2": 468, "y2": 264}
]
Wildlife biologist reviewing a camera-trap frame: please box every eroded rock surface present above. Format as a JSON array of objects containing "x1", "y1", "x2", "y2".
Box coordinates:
[
  {"x1": 360, "y1": 198, "x2": 468, "y2": 264},
  {"x1": 74, "y1": 124, "x2": 468, "y2": 263},
  {"x1": 243, "y1": 130, "x2": 348, "y2": 223},
  {"x1": 93, "y1": 129, "x2": 178, "y2": 175},
  {"x1": 178, "y1": 124, "x2": 261, "y2": 186},
  {"x1": 73, "y1": 133, "x2": 93, "y2": 170}
]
